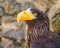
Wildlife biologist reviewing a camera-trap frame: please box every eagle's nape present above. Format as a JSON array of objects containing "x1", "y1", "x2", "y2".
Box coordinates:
[{"x1": 17, "y1": 8, "x2": 60, "y2": 48}]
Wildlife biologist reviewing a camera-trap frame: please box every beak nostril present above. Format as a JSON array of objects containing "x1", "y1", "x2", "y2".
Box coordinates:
[{"x1": 24, "y1": 12, "x2": 26, "y2": 14}]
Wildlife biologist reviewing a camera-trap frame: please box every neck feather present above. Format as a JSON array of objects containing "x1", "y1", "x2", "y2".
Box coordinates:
[{"x1": 27, "y1": 20, "x2": 50, "y2": 35}]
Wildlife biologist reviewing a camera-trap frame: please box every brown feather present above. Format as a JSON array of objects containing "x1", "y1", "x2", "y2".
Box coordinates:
[{"x1": 26, "y1": 8, "x2": 60, "y2": 48}]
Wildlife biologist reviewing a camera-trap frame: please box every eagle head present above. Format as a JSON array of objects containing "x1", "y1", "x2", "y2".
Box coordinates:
[{"x1": 17, "y1": 8, "x2": 49, "y2": 26}]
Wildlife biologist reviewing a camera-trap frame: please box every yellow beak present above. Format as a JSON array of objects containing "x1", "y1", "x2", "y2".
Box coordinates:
[{"x1": 17, "y1": 10, "x2": 35, "y2": 22}]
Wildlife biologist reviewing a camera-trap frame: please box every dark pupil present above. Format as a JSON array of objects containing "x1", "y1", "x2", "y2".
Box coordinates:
[{"x1": 32, "y1": 11, "x2": 35, "y2": 14}]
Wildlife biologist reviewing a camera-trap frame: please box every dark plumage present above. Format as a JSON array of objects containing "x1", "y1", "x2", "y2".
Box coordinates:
[{"x1": 25, "y1": 8, "x2": 60, "y2": 48}]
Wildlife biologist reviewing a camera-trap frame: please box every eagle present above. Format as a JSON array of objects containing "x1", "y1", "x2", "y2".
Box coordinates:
[{"x1": 17, "y1": 8, "x2": 60, "y2": 48}]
